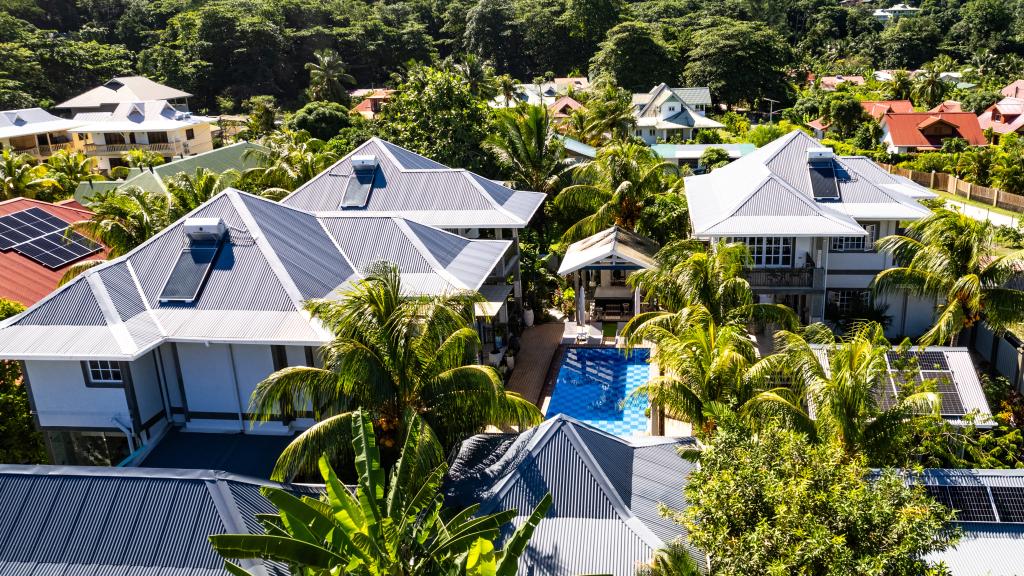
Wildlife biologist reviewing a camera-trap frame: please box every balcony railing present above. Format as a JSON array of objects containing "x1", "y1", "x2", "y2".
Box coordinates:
[
  {"x1": 84, "y1": 142, "x2": 182, "y2": 156},
  {"x1": 11, "y1": 142, "x2": 75, "y2": 158},
  {"x1": 743, "y1": 267, "x2": 818, "y2": 288}
]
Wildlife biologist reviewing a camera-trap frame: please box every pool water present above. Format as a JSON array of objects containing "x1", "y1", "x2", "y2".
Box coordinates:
[{"x1": 546, "y1": 347, "x2": 651, "y2": 436}]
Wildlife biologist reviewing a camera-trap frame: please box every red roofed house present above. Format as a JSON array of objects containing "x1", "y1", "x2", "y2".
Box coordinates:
[
  {"x1": 0, "y1": 198, "x2": 107, "y2": 306},
  {"x1": 818, "y1": 75, "x2": 866, "y2": 91},
  {"x1": 548, "y1": 96, "x2": 584, "y2": 120},
  {"x1": 350, "y1": 89, "x2": 394, "y2": 120},
  {"x1": 807, "y1": 100, "x2": 913, "y2": 138},
  {"x1": 1002, "y1": 80, "x2": 1024, "y2": 99},
  {"x1": 880, "y1": 112, "x2": 986, "y2": 153},
  {"x1": 978, "y1": 97, "x2": 1024, "y2": 140},
  {"x1": 929, "y1": 101, "x2": 963, "y2": 113}
]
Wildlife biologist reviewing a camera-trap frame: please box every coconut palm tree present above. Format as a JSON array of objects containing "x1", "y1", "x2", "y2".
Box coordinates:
[
  {"x1": 955, "y1": 147, "x2": 996, "y2": 186},
  {"x1": 71, "y1": 186, "x2": 169, "y2": 257},
  {"x1": 625, "y1": 240, "x2": 798, "y2": 329},
  {"x1": 0, "y1": 149, "x2": 56, "y2": 200},
  {"x1": 249, "y1": 264, "x2": 542, "y2": 481},
  {"x1": 210, "y1": 409, "x2": 550, "y2": 576},
  {"x1": 885, "y1": 70, "x2": 914, "y2": 101},
  {"x1": 242, "y1": 129, "x2": 338, "y2": 195},
  {"x1": 121, "y1": 149, "x2": 165, "y2": 169},
  {"x1": 626, "y1": 305, "x2": 759, "y2": 434},
  {"x1": 45, "y1": 149, "x2": 102, "y2": 195},
  {"x1": 165, "y1": 168, "x2": 240, "y2": 220},
  {"x1": 555, "y1": 142, "x2": 682, "y2": 241},
  {"x1": 495, "y1": 73, "x2": 519, "y2": 106},
  {"x1": 636, "y1": 541, "x2": 701, "y2": 576},
  {"x1": 581, "y1": 83, "x2": 636, "y2": 142},
  {"x1": 742, "y1": 322, "x2": 939, "y2": 460},
  {"x1": 911, "y1": 66, "x2": 949, "y2": 109},
  {"x1": 874, "y1": 207, "x2": 1024, "y2": 345},
  {"x1": 448, "y1": 54, "x2": 498, "y2": 99},
  {"x1": 305, "y1": 49, "x2": 355, "y2": 103}
]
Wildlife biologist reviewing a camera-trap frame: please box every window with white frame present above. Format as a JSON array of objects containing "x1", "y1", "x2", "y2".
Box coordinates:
[
  {"x1": 730, "y1": 237, "x2": 793, "y2": 267},
  {"x1": 830, "y1": 223, "x2": 878, "y2": 252},
  {"x1": 84, "y1": 360, "x2": 123, "y2": 386}
]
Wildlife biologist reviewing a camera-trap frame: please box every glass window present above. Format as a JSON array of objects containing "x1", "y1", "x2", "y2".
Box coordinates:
[
  {"x1": 45, "y1": 430, "x2": 130, "y2": 466},
  {"x1": 828, "y1": 289, "x2": 870, "y2": 314},
  {"x1": 185, "y1": 128, "x2": 195, "y2": 140},
  {"x1": 85, "y1": 360, "x2": 123, "y2": 386},
  {"x1": 830, "y1": 223, "x2": 877, "y2": 252},
  {"x1": 729, "y1": 237, "x2": 793, "y2": 267}
]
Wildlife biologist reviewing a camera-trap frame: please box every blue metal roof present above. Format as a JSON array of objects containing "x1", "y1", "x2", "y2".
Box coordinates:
[
  {"x1": 0, "y1": 465, "x2": 311, "y2": 576},
  {"x1": 140, "y1": 429, "x2": 294, "y2": 478}
]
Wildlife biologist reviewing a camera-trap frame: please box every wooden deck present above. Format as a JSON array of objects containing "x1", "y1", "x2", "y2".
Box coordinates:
[{"x1": 506, "y1": 322, "x2": 565, "y2": 405}]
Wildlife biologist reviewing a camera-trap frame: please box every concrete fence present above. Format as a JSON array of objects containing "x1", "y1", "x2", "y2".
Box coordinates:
[{"x1": 880, "y1": 164, "x2": 1024, "y2": 215}]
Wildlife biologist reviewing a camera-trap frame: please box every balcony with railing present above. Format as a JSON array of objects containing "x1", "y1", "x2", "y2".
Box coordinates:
[
  {"x1": 84, "y1": 141, "x2": 183, "y2": 156},
  {"x1": 742, "y1": 267, "x2": 824, "y2": 290},
  {"x1": 11, "y1": 142, "x2": 75, "y2": 158}
]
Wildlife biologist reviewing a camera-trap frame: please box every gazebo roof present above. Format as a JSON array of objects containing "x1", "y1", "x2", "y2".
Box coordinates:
[{"x1": 557, "y1": 226, "x2": 658, "y2": 275}]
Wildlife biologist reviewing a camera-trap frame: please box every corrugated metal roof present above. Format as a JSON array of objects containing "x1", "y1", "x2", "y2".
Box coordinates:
[
  {"x1": 0, "y1": 189, "x2": 512, "y2": 360},
  {"x1": 282, "y1": 138, "x2": 545, "y2": 228},
  {"x1": 0, "y1": 465, "x2": 306, "y2": 576},
  {"x1": 444, "y1": 415, "x2": 702, "y2": 575},
  {"x1": 558, "y1": 227, "x2": 659, "y2": 275},
  {"x1": 686, "y1": 131, "x2": 934, "y2": 238}
]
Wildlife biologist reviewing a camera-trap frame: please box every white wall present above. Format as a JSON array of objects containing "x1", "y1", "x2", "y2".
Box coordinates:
[
  {"x1": 129, "y1": 351, "x2": 165, "y2": 432},
  {"x1": 177, "y1": 342, "x2": 243, "y2": 431},
  {"x1": 24, "y1": 360, "x2": 130, "y2": 429}
]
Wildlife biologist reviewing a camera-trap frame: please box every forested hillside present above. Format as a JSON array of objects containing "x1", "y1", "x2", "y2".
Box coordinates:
[{"x1": 1, "y1": 0, "x2": 1022, "y2": 112}]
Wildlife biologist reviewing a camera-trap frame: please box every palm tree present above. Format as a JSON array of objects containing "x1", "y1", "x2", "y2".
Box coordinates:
[
  {"x1": 743, "y1": 322, "x2": 938, "y2": 460},
  {"x1": 554, "y1": 142, "x2": 682, "y2": 241},
  {"x1": 305, "y1": 49, "x2": 355, "y2": 103},
  {"x1": 45, "y1": 149, "x2": 102, "y2": 195},
  {"x1": 71, "y1": 186, "x2": 169, "y2": 257},
  {"x1": 121, "y1": 149, "x2": 165, "y2": 169},
  {"x1": 495, "y1": 73, "x2": 518, "y2": 106},
  {"x1": 911, "y1": 66, "x2": 948, "y2": 109},
  {"x1": 993, "y1": 151, "x2": 1024, "y2": 195},
  {"x1": 636, "y1": 541, "x2": 701, "y2": 576},
  {"x1": 625, "y1": 240, "x2": 798, "y2": 328},
  {"x1": 874, "y1": 207, "x2": 1024, "y2": 345},
  {"x1": 210, "y1": 409, "x2": 550, "y2": 576},
  {"x1": 955, "y1": 147, "x2": 995, "y2": 186},
  {"x1": 242, "y1": 129, "x2": 338, "y2": 194},
  {"x1": 626, "y1": 305, "x2": 759, "y2": 433},
  {"x1": 0, "y1": 149, "x2": 56, "y2": 200},
  {"x1": 885, "y1": 70, "x2": 914, "y2": 101},
  {"x1": 249, "y1": 264, "x2": 542, "y2": 481},
  {"x1": 581, "y1": 84, "x2": 636, "y2": 142},
  {"x1": 165, "y1": 168, "x2": 240, "y2": 220},
  {"x1": 448, "y1": 54, "x2": 498, "y2": 99}
]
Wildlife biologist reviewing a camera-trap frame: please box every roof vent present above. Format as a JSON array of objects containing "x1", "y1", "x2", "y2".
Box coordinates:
[{"x1": 183, "y1": 217, "x2": 226, "y2": 242}]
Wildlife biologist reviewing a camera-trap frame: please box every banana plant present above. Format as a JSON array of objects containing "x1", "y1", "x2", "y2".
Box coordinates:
[{"x1": 209, "y1": 409, "x2": 550, "y2": 575}]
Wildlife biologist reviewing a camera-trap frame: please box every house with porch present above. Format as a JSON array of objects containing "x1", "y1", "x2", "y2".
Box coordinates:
[
  {"x1": 0, "y1": 108, "x2": 82, "y2": 160},
  {"x1": 631, "y1": 84, "x2": 722, "y2": 144},
  {"x1": 281, "y1": 137, "x2": 545, "y2": 347},
  {"x1": 0, "y1": 188, "x2": 521, "y2": 466},
  {"x1": 68, "y1": 100, "x2": 215, "y2": 171},
  {"x1": 685, "y1": 130, "x2": 937, "y2": 337}
]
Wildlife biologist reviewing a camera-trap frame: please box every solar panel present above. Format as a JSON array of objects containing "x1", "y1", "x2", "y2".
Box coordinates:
[
  {"x1": 808, "y1": 160, "x2": 840, "y2": 200},
  {"x1": 992, "y1": 487, "x2": 1024, "y2": 522},
  {"x1": 12, "y1": 229, "x2": 101, "y2": 269},
  {"x1": 339, "y1": 166, "x2": 376, "y2": 209},
  {"x1": 928, "y1": 485, "x2": 997, "y2": 521},
  {"x1": 922, "y1": 371, "x2": 965, "y2": 416},
  {"x1": 916, "y1": 351, "x2": 949, "y2": 370},
  {"x1": 0, "y1": 207, "x2": 68, "y2": 250},
  {"x1": 158, "y1": 239, "x2": 223, "y2": 303},
  {"x1": 873, "y1": 379, "x2": 899, "y2": 410}
]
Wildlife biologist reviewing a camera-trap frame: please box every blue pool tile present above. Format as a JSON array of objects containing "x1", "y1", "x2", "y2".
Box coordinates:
[{"x1": 546, "y1": 347, "x2": 651, "y2": 437}]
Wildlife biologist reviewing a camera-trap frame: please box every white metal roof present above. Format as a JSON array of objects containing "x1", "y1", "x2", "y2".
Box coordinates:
[
  {"x1": 558, "y1": 226, "x2": 658, "y2": 275},
  {"x1": 0, "y1": 189, "x2": 511, "y2": 360},
  {"x1": 55, "y1": 77, "x2": 191, "y2": 109},
  {"x1": 0, "y1": 108, "x2": 83, "y2": 140},
  {"x1": 69, "y1": 101, "x2": 213, "y2": 133},
  {"x1": 686, "y1": 131, "x2": 934, "y2": 238}
]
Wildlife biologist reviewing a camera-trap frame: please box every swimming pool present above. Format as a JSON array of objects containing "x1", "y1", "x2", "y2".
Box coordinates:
[{"x1": 545, "y1": 347, "x2": 651, "y2": 437}]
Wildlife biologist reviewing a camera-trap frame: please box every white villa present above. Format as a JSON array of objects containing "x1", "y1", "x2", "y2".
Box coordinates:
[
  {"x1": 69, "y1": 100, "x2": 215, "y2": 171},
  {"x1": 0, "y1": 139, "x2": 543, "y2": 467},
  {"x1": 55, "y1": 76, "x2": 192, "y2": 116},
  {"x1": 685, "y1": 130, "x2": 938, "y2": 337},
  {"x1": 0, "y1": 108, "x2": 82, "y2": 160},
  {"x1": 631, "y1": 84, "x2": 723, "y2": 144}
]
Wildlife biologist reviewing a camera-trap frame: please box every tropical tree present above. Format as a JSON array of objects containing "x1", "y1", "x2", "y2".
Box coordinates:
[
  {"x1": 304, "y1": 49, "x2": 355, "y2": 104},
  {"x1": 625, "y1": 305, "x2": 759, "y2": 433},
  {"x1": 45, "y1": 149, "x2": 102, "y2": 195},
  {"x1": 636, "y1": 540, "x2": 701, "y2": 576},
  {"x1": 743, "y1": 322, "x2": 940, "y2": 460},
  {"x1": 955, "y1": 147, "x2": 996, "y2": 186},
  {"x1": 554, "y1": 142, "x2": 683, "y2": 241},
  {"x1": 249, "y1": 264, "x2": 542, "y2": 481},
  {"x1": 885, "y1": 70, "x2": 914, "y2": 101},
  {"x1": 495, "y1": 73, "x2": 518, "y2": 106},
  {"x1": 0, "y1": 298, "x2": 46, "y2": 464},
  {"x1": 993, "y1": 150, "x2": 1024, "y2": 194},
  {"x1": 210, "y1": 409, "x2": 551, "y2": 576},
  {"x1": 577, "y1": 81, "x2": 636, "y2": 143},
  {"x1": 485, "y1": 105, "x2": 567, "y2": 195},
  {"x1": 0, "y1": 149, "x2": 56, "y2": 200},
  {"x1": 697, "y1": 147, "x2": 730, "y2": 172},
  {"x1": 911, "y1": 66, "x2": 949, "y2": 108},
  {"x1": 874, "y1": 207, "x2": 1024, "y2": 345},
  {"x1": 447, "y1": 54, "x2": 499, "y2": 99},
  {"x1": 165, "y1": 168, "x2": 240, "y2": 220},
  {"x1": 242, "y1": 129, "x2": 338, "y2": 196},
  {"x1": 121, "y1": 148, "x2": 166, "y2": 169},
  {"x1": 72, "y1": 186, "x2": 169, "y2": 257}
]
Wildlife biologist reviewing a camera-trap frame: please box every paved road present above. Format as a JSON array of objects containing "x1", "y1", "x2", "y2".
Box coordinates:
[{"x1": 944, "y1": 198, "x2": 1020, "y2": 228}]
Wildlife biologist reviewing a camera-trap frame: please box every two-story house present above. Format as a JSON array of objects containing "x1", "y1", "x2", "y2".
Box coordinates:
[
  {"x1": 978, "y1": 97, "x2": 1024, "y2": 141},
  {"x1": 0, "y1": 108, "x2": 82, "y2": 160},
  {"x1": 0, "y1": 187, "x2": 528, "y2": 466},
  {"x1": 69, "y1": 100, "x2": 215, "y2": 171},
  {"x1": 281, "y1": 138, "x2": 546, "y2": 347},
  {"x1": 685, "y1": 130, "x2": 937, "y2": 337},
  {"x1": 55, "y1": 76, "x2": 192, "y2": 116},
  {"x1": 631, "y1": 84, "x2": 723, "y2": 144}
]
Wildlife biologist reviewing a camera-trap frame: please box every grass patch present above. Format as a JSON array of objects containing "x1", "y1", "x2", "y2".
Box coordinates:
[{"x1": 934, "y1": 190, "x2": 1022, "y2": 221}]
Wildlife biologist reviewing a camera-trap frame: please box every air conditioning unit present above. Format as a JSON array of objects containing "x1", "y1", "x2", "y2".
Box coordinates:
[
  {"x1": 183, "y1": 217, "x2": 226, "y2": 241},
  {"x1": 351, "y1": 155, "x2": 379, "y2": 172},
  {"x1": 807, "y1": 148, "x2": 834, "y2": 162}
]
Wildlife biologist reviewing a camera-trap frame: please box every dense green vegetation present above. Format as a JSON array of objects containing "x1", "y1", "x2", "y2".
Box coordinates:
[{"x1": 0, "y1": 298, "x2": 46, "y2": 464}]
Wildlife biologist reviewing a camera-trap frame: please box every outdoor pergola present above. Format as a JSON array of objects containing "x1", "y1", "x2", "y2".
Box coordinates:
[{"x1": 557, "y1": 226, "x2": 658, "y2": 331}]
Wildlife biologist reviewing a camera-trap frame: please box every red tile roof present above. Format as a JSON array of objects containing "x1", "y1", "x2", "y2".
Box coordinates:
[
  {"x1": 548, "y1": 96, "x2": 584, "y2": 118},
  {"x1": 1002, "y1": 80, "x2": 1024, "y2": 99},
  {"x1": 861, "y1": 100, "x2": 914, "y2": 119},
  {"x1": 928, "y1": 100, "x2": 962, "y2": 113},
  {"x1": 351, "y1": 90, "x2": 394, "y2": 115},
  {"x1": 882, "y1": 112, "x2": 986, "y2": 149},
  {"x1": 819, "y1": 75, "x2": 866, "y2": 90},
  {"x1": 0, "y1": 198, "x2": 108, "y2": 306}
]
